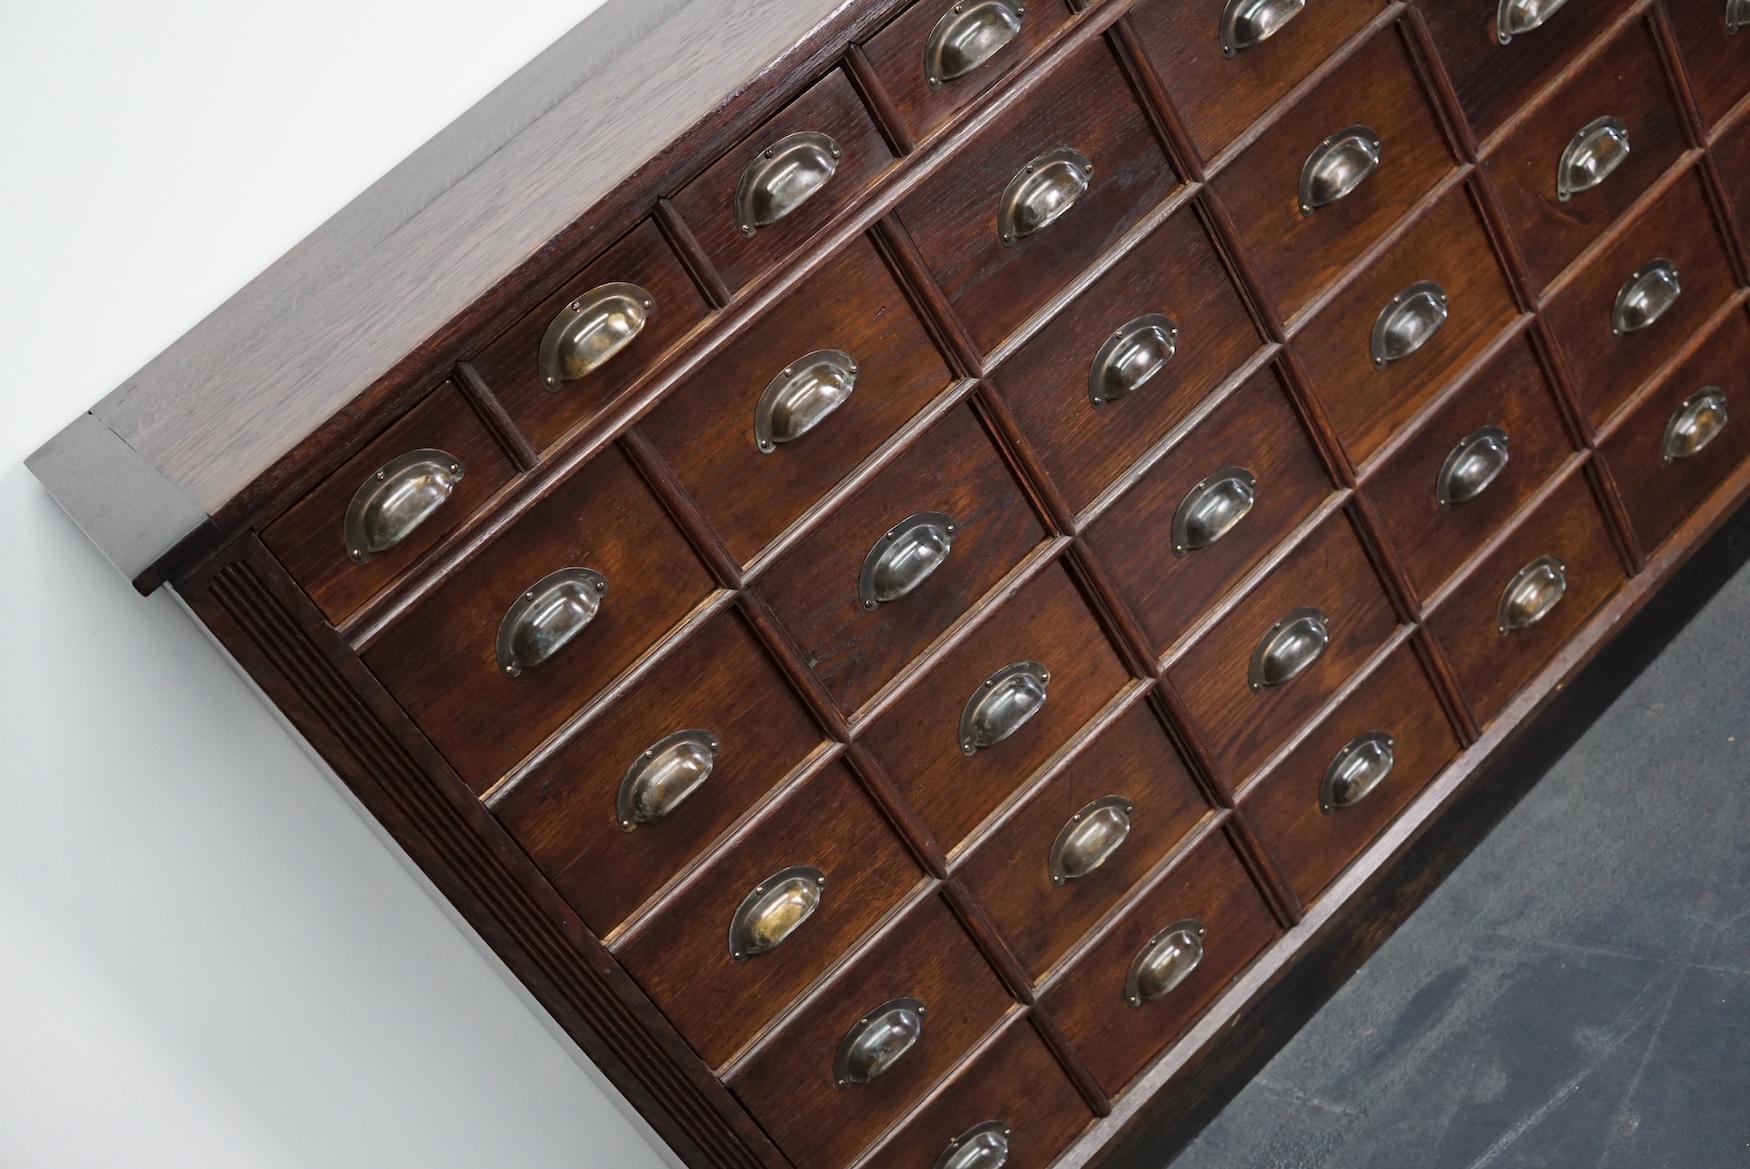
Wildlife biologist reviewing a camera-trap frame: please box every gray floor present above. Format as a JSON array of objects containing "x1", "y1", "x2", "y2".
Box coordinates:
[{"x1": 1170, "y1": 560, "x2": 1750, "y2": 1169}]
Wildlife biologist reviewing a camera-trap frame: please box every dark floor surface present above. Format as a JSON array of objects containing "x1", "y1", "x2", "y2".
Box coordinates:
[{"x1": 1163, "y1": 560, "x2": 1750, "y2": 1169}]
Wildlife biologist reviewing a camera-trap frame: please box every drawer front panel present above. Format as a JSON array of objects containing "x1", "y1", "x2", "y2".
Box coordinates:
[
  {"x1": 895, "y1": 36, "x2": 1181, "y2": 354},
  {"x1": 491, "y1": 609, "x2": 826, "y2": 935},
  {"x1": 1666, "y1": 0, "x2": 1750, "y2": 131},
  {"x1": 640, "y1": 236, "x2": 955, "y2": 563},
  {"x1": 364, "y1": 446, "x2": 714, "y2": 792},
  {"x1": 863, "y1": 563, "x2": 1134, "y2": 854},
  {"x1": 990, "y1": 202, "x2": 1264, "y2": 514},
  {"x1": 757, "y1": 405, "x2": 1047, "y2": 713},
  {"x1": 727, "y1": 895, "x2": 1014, "y2": 1169},
  {"x1": 956, "y1": 701, "x2": 1209, "y2": 982},
  {"x1": 1715, "y1": 113, "x2": 1750, "y2": 250},
  {"x1": 616, "y1": 760, "x2": 926, "y2": 1069},
  {"x1": 1087, "y1": 365, "x2": 1335, "y2": 655},
  {"x1": 264, "y1": 382, "x2": 516, "y2": 626},
  {"x1": 1363, "y1": 333, "x2": 1574, "y2": 601}
]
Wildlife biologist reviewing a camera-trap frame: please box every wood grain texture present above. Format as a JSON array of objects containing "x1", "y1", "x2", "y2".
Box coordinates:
[
  {"x1": 1662, "y1": 0, "x2": 1750, "y2": 131},
  {"x1": 1717, "y1": 110, "x2": 1750, "y2": 244}
]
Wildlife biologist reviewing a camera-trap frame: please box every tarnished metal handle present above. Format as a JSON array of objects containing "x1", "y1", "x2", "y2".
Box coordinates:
[
  {"x1": 1498, "y1": 555, "x2": 1567, "y2": 634},
  {"x1": 496, "y1": 567, "x2": 608, "y2": 677},
  {"x1": 834, "y1": 997, "x2": 925, "y2": 1087},
  {"x1": 1089, "y1": 313, "x2": 1179, "y2": 407},
  {"x1": 1320, "y1": 731, "x2": 1396, "y2": 813},
  {"x1": 998, "y1": 147, "x2": 1093, "y2": 244},
  {"x1": 734, "y1": 131, "x2": 842, "y2": 237},
  {"x1": 728, "y1": 865, "x2": 826, "y2": 961},
  {"x1": 1172, "y1": 467, "x2": 1257, "y2": 557},
  {"x1": 616, "y1": 729, "x2": 720, "y2": 830},
  {"x1": 755, "y1": 349, "x2": 858, "y2": 452},
  {"x1": 1048, "y1": 795, "x2": 1134, "y2": 886},
  {"x1": 1557, "y1": 116, "x2": 1630, "y2": 202},
  {"x1": 1731, "y1": 0, "x2": 1750, "y2": 35},
  {"x1": 1497, "y1": 0, "x2": 1571, "y2": 43},
  {"x1": 1372, "y1": 281, "x2": 1449, "y2": 369},
  {"x1": 538, "y1": 282, "x2": 655, "y2": 388},
  {"x1": 1125, "y1": 919, "x2": 1206, "y2": 1006},
  {"x1": 1299, "y1": 125, "x2": 1381, "y2": 215},
  {"x1": 1613, "y1": 260, "x2": 1681, "y2": 335},
  {"x1": 1437, "y1": 426, "x2": 1511, "y2": 509},
  {"x1": 925, "y1": 0, "x2": 1026, "y2": 88},
  {"x1": 1221, "y1": 0, "x2": 1306, "y2": 56},
  {"x1": 933, "y1": 1122, "x2": 1013, "y2": 1169},
  {"x1": 1249, "y1": 607, "x2": 1329, "y2": 692},
  {"x1": 344, "y1": 449, "x2": 465, "y2": 565},
  {"x1": 959, "y1": 661, "x2": 1050, "y2": 755},
  {"x1": 1663, "y1": 388, "x2": 1728, "y2": 462},
  {"x1": 859, "y1": 512, "x2": 956, "y2": 611}
]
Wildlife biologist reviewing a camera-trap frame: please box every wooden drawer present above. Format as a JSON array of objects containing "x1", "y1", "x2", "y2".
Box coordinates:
[
  {"x1": 639, "y1": 236, "x2": 955, "y2": 564},
  {"x1": 616, "y1": 760, "x2": 926, "y2": 1069},
  {"x1": 857, "y1": 1017, "x2": 1093, "y2": 1169},
  {"x1": 757, "y1": 405, "x2": 1047, "y2": 714},
  {"x1": 1427, "y1": 470, "x2": 1625, "y2": 726},
  {"x1": 1292, "y1": 183, "x2": 1520, "y2": 465},
  {"x1": 727, "y1": 895, "x2": 1014, "y2": 1169},
  {"x1": 1600, "y1": 305, "x2": 1750, "y2": 556},
  {"x1": 1480, "y1": 16, "x2": 1688, "y2": 293},
  {"x1": 1240, "y1": 644, "x2": 1459, "y2": 908},
  {"x1": 471, "y1": 220, "x2": 713, "y2": 454},
  {"x1": 1167, "y1": 509, "x2": 1400, "y2": 787},
  {"x1": 1362, "y1": 332, "x2": 1574, "y2": 602},
  {"x1": 989, "y1": 201, "x2": 1265, "y2": 514},
  {"x1": 1716, "y1": 112, "x2": 1750, "y2": 246},
  {"x1": 893, "y1": 36, "x2": 1181, "y2": 355},
  {"x1": 1415, "y1": 0, "x2": 1638, "y2": 144},
  {"x1": 671, "y1": 68, "x2": 896, "y2": 296},
  {"x1": 859, "y1": 0, "x2": 1075, "y2": 144},
  {"x1": 1212, "y1": 21, "x2": 1456, "y2": 321},
  {"x1": 1086, "y1": 365, "x2": 1335, "y2": 656},
  {"x1": 1127, "y1": 0, "x2": 1380, "y2": 164},
  {"x1": 862, "y1": 563, "x2": 1133, "y2": 854},
  {"x1": 1542, "y1": 169, "x2": 1738, "y2": 429},
  {"x1": 956, "y1": 701, "x2": 1209, "y2": 982},
  {"x1": 263, "y1": 382, "x2": 516, "y2": 626},
  {"x1": 364, "y1": 446, "x2": 714, "y2": 792},
  {"x1": 490, "y1": 608, "x2": 826, "y2": 935},
  {"x1": 1042, "y1": 828, "x2": 1279, "y2": 1097},
  {"x1": 1666, "y1": 0, "x2": 1750, "y2": 131}
]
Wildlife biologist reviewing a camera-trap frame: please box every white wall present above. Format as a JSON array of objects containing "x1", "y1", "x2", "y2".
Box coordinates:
[{"x1": 0, "y1": 4, "x2": 673, "y2": 1167}]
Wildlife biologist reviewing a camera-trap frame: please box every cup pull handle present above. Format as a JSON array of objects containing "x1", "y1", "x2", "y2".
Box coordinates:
[
  {"x1": 1048, "y1": 795, "x2": 1135, "y2": 886},
  {"x1": 734, "y1": 131, "x2": 842, "y2": 237},
  {"x1": 496, "y1": 567, "x2": 608, "y2": 677},
  {"x1": 1320, "y1": 731, "x2": 1396, "y2": 813},
  {"x1": 1125, "y1": 919, "x2": 1206, "y2": 1006},
  {"x1": 1557, "y1": 116, "x2": 1631, "y2": 202},
  {"x1": 1221, "y1": 0, "x2": 1306, "y2": 56},
  {"x1": 538, "y1": 282, "x2": 655, "y2": 388},
  {"x1": 1662, "y1": 388, "x2": 1728, "y2": 463},
  {"x1": 997, "y1": 147, "x2": 1093, "y2": 244},
  {"x1": 924, "y1": 0, "x2": 1026, "y2": 88},
  {"x1": 1497, "y1": 0, "x2": 1572, "y2": 43},
  {"x1": 959, "y1": 660, "x2": 1050, "y2": 755},
  {"x1": 1089, "y1": 313, "x2": 1179, "y2": 407},
  {"x1": 933, "y1": 1121, "x2": 1013, "y2": 1169},
  {"x1": 1731, "y1": 0, "x2": 1750, "y2": 34},
  {"x1": 1498, "y1": 554, "x2": 1567, "y2": 634},
  {"x1": 1372, "y1": 281, "x2": 1450, "y2": 369},
  {"x1": 343, "y1": 449, "x2": 465, "y2": 565},
  {"x1": 616, "y1": 729, "x2": 720, "y2": 830},
  {"x1": 859, "y1": 512, "x2": 957, "y2": 610},
  {"x1": 755, "y1": 349, "x2": 858, "y2": 452},
  {"x1": 728, "y1": 865, "x2": 826, "y2": 961},
  {"x1": 1612, "y1": 260, "x2": 1682, "y2": 335},
  {"x1": 1249, "y1": 607, "x2": 1329, "y2": 692},
  {"x1": 1437, "y1": 425, "x2": 1511, "y2": 508},
  {"x1": 834, "y1": 997, "x2": 926, "y2": 1087},
  {"x1": 1299, "y1": 125, "x2": 1381, "y2": 215},
  {"x1": 1172, "y1": 467, "x2": 1257, "y2": 557}
]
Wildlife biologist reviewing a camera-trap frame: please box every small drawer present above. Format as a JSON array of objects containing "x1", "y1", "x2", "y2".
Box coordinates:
[
  {"x1": 1427, "y1": 470, "x2": 1625, "y2": 726},
  {"x1": 956, "y1": 702, "x2": 1209, "y2": 982},
  {"x1": 1716, "y1": 112, "x2": 1750, "y2": 245},
  {"x1": 1600, "y1": 305, "x2": 1750, "y2": 556},
  {"x1": 857, "y1": 1018, "x2": 1094, "y2": 1169},
  {"x1": 1666, "y1": 0, "x2": 1750, "y2": 131},
  {"x1": 1362, "y1": 333, "x2": 1574, "y2": 601},
  {"x1": 670, "y1": 68, "x2": 896, "y2": 296},
  {"x1": 1292, "y1": 183, "x2": 1520, "y2": 465},
  {"x1": 757, "y1": 406, "x2": 1047, "y2": 714},
  {"x1": 1239, "y1": 645, "x2": 1459, "y2": 908},
  {"x1": 1167, "y1": 509, "x2": 1400, "y2": 787},
  {"x1": 1086, "y1": 365, "x2": 1335, "y2": 656},
  {"x1": 859, "y1": 0, "x2": 1075, "y2": 144},
  {"x1": 471, "y1": 220, "x2": 712, "y2": 454},
  {"x1": 893, "y1": 36, "x2": 1182, "y2": 355},
  {"x1": 615, "y1": 760, "x2": 927, "y2": 1070},
  {"x1": 989, "y1": 201, "x2": 1265, "y2": 514},
  {"x1": 862, "y1": 563, "x2": 1133, "y2": 854},
  {"x1": 1127, "y1": 0, "x2": 1380, "y2": 164},
  {"x1": 490, "y1": 609, "x2": 826, "y2": 936},
  {"x1": 639, "y1": 236, "x2": 955, "y2": 564},
  {"x1": 364, "y1": 446, "x2": 715, "y2": 792},
  {"x1": 1414, "y1": 0, "x2": 1637, "y2": 144},
  {"x1": 1212, "y1": 22, "x2": 1456, "y2": 321},
  {"x1": 1480, "y1": 16, "x2": 1688, "y2": 292},
  {"x1": 263, "y1": 382, "x2": 516, "y2": 626},
  {"x1": 1042, "y1": 828, "x2": 1280, "y2": 1097},
  {"x1": 727, "y1": 894, "x2": 1013, "y2": 1169},
  {"x1": 1542, "y1": 169, "x2": 1738, "y2": 429}
]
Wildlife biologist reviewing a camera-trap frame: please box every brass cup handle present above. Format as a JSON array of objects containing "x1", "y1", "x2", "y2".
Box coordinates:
[
  {"x1": 1372, "y1": 281, "x2": 1449, "y2": 369},
  {"x1": 1436, "y1": 425, "x2": 1511, "y2": 509},
  {"x1": 925, "y1": 0, "x2": 1026, "y2": 89},
  {"x1": 617, "y1": 729, "x2": 720, "y2": 830},
  {"x1": 1612, "y1": 260, "x2": 1682, "y2": 335},
  {"x1": 1172, "y1": 467, "x2": 1257, "y2": 557},
  {"x1": 1221, "y1": 0, "x2": 1306, "y2": 56},
  {"x1": 859, "y1": 512, "x2": 957, "y2": 611},
  {"x1": 1048, "y1": 795, "x2": 1134, "y2": 886},
  {"x1": 1299, "y1": 125, "x2": 1381, "y2": 215},
  {"x1": 1498, "y1": 555, "x2": 1567, "y2": 634},
  {"x1": 1125, "y1": 919, "x2": 1206, "y2": 1006},
  {"x1": 496, "y1": 567, "x2": 608, "y2": 677},
  {"x1": 343, "y1": 449, "x2": 465, "y2": 565},
  {"x1": 959, "y1": 660, "x2": 1050, "y2": 755},
  {"x1": 755, "y1": 349, "x2": 858, "y2": 452},
  {"x1": 834, "y1": 997, "x2": 926, "y2": 1087},
  {"x1": 933, "y1": 1121, "x2": 1013, "y2": 1169},
  {"x1": 1731, "y1": 0, "x2": 1750, "y2": 35},
  {"x1": 1249, "y1": 607, "x2": 1330, "y2": 692},
  {"x1": 1557, "y1": 116, "x2": 1630, "y2": 202},
  {"x1": 1663, "y1": 388, "x2": 1728, "y2": 463},
  {"x1": 538, "y1": 282, "x2": 655, "y2": 388},
  {"x1": 1089, "y1": 313, "x2": 1179, "y2": 407},
  {"x1": 1320, "y1": 731, "x2": 1396, "y2": 813},
  {"x1": 728, "y1": 865, "x2": 826, "y2": 961},
  {"x1": 734, "y1": 130, "x2": 842, "y2": 237},
  {"x1": 1497, "y1": 0, "x2": 1572, "y2": 43},
  {"x1": 998, "y1": 147, "x2": 1093, "y2": 244}
]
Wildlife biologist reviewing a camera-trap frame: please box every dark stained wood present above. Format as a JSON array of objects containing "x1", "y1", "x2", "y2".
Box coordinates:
[
  {"x1": 1663, "y1": 0, "x2": 1750, "y2": 131},
  {"x1": 1717, "y1": 110, "x2": 1750, "y2": 244}
]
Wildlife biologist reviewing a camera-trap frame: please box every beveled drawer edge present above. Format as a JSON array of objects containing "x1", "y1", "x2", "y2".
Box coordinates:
[{"x1": 1591, "y1": 289, "x2": 1750, "y2": 444}]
